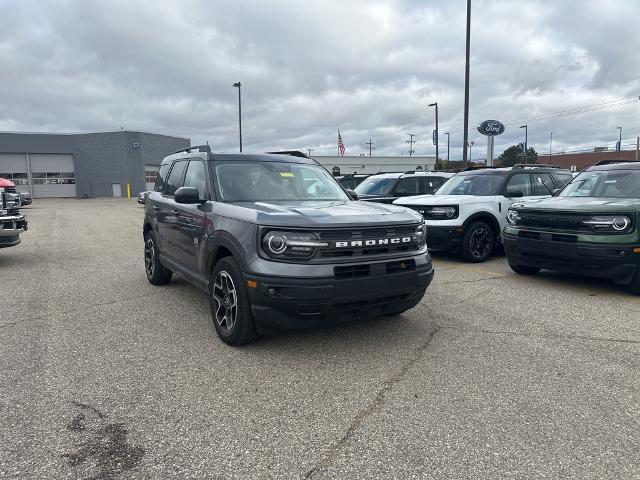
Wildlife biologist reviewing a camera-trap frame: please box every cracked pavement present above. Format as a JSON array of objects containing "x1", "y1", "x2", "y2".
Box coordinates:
[{"x1": 1, "y1": 199, "x2": 639, "y2": 479}]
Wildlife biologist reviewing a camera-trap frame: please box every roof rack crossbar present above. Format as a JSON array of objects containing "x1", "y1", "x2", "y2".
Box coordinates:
[
  {"x1": 463, "y1": 166, "x2": 501, "y2": 171},
  {"x1": 266, "y1": 150, "x2": 310, "y2": 158},
  {"x1": 170, "y1": 144, "x2": 211, "y2": 155}
]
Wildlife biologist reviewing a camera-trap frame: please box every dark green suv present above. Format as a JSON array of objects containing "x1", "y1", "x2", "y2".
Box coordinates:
[{"x1": 504, "y1": 161, "x2": 640, "y2": 294}]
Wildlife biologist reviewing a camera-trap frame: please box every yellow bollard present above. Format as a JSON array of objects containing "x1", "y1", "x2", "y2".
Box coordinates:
[{"x1": 127, "y1": 183, "x2": 131, "y2": 198}]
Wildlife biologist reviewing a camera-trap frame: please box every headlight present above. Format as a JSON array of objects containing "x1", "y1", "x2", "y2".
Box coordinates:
[
  {"x1": 507, "y1": 209, "x2": 521, "y2": 226},
  {"x1": 262, "y1": 230, "x2": 329, "y2": 260},
  {"x1": 416, "y1": 205, "x2": 458, "y2": 219},
  {"x1": 583, "y1": 215, "x2": 632, "y2": 233},
  {"x1": 416, "y1": 222, "x2": 426, "y2": 248}
]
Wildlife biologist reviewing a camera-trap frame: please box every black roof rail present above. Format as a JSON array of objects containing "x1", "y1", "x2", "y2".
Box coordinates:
[
  {"x1": 170, "y1": 144, "x2": 211, "y2": 155},
  {"x1": 512, "y1": 163, "x2": 562, "y2": 169},
  {"x1": 594, "y1": 159, "x2": 638, "y2": 166},
  {"x1": 266, "y1": 150, "x2": 310, "y2": 158},
  {"x1": 463, "y1": 165, "x2": 501, "y2": 171}
]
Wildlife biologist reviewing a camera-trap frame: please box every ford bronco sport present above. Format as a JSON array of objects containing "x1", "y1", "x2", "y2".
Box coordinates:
[
  {"x1": 504, "y1": 161, "x2": 640, "y2": 294},
  {"x1": 143, "y1": 147, "x2": 434, "y2": 345}
]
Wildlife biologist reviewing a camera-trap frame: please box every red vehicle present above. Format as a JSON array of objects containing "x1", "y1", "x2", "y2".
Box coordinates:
[{"x1": 0, "y1": 178, "x2": 28, "y2": 248}]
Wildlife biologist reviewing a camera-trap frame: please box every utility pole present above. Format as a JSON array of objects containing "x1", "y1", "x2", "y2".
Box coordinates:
[
  {"x1": 428, "y1": 102, "x2": 439, "y2": 162},
  {"x1": 549, "y1": 131, "x2": 553, "y2": 161},
  {"x1": 232, "y1": 82, "x2": 242, "y2": 152},
  {"x1": 636, "y1": 136, "x2": 639, "y2": 161},
  {"x1": 306, "y1": 149, "x2": 314, "y2": 157},
  {"x1": 462, "y1": 0, "x2": 471, "y2": 168},
  {"x1": 617, "y1": 126, "x2": 623, "y2": 161},
  {"x1": 406, "y1": 134, "x2": 416, "y2": 157},
  {"x1": 366, "y1": 139, "x2": 375, "y2": 157},
  {"x1": 445, "y1": 132, "x2": 450, "y2": 162}
]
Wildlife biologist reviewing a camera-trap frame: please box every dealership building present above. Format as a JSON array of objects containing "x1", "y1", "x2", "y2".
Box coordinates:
[{"x1": 0, "y1": 131, "x2": 189, "y2": 198}]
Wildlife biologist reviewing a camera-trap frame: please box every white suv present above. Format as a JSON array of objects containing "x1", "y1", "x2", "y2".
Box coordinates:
[{"x1": 393, "y1": 165, "x2": 573, "y2": 262}]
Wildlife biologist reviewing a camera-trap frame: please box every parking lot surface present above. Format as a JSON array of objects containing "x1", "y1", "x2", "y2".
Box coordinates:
[{"x1": 1, "y1": 198, "x2": 639, "y2": 479}]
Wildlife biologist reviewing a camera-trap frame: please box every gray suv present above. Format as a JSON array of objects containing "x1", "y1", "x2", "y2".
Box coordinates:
[{"x1": 143, "y1": 146, "x2": 434, "y2": 345}]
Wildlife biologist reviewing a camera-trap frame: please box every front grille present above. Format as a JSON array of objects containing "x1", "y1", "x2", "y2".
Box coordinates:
[
  {"x1": 315, "y1": 225, "x2": 421, "y2": 260},
  {"x1": 334, "y1": 264, "x2": 370, "y2": 279},
  {"x1": 519, "y1": 211, "x2": 593, "y2": 233}
]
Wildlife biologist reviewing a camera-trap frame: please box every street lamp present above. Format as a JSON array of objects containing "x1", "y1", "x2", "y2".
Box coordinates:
[
  {"x1": 519, "y1": 125, "x2": 528, "y2": 154},
  {"x1": 232, "y1": 81, "x2": 242, "y2": 152},
  {"x1": 468, "y1": 141, "x2": 474, "y2": 162},
  {"x1": 445, "y1": 132, "x2": 450, "y2": 162},
  {"x1": 428, "y1": 102, "x2": 438, "y2": 162},
  {"x1": 617, "y1": 126, "x2": 623, "y2": 160},
  {"x1": 549, "y1": 132, "x2": 553, "y2": 160}
]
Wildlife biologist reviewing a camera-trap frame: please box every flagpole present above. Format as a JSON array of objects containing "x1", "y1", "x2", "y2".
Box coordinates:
[{"x1": 337, "y1": 129, "x2": 340, "y2": 156}]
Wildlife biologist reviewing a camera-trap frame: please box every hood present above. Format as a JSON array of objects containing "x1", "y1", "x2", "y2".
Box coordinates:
[
  {"x1": 394, "y1": 194, "x2": 497, "y2": 206},
  {"x1": 231, "y1": 200, "x2": 422, "y2": 227},
  {"x1": 512, "y1": 196, "x2": 640, "y2": 213}
]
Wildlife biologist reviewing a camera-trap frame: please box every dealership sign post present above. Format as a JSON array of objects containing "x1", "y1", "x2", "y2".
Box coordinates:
[{"x1": 477, "y1": 120, "x2": 505, "y2": 166}]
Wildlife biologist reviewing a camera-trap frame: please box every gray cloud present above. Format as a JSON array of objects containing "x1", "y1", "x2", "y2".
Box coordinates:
[{"x1": 0, "y1": 0, "x2": 638, "y2": 159}]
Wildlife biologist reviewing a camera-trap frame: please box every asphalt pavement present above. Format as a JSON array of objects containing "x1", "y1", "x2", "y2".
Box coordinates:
[{"x1": 1, "y1": 198, "x2": 638, "y2": 479}]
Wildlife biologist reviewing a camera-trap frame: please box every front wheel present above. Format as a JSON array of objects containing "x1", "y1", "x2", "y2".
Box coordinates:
[
  {"x1": 144, "y1": 231, "x2": 172, "y2": 285},
  {"x1": 509, "y1": 263, "x2": 540, "y2": 275},
  {"x1": 210, "y1": 257, "x2": 258, "y2": 346},
  {"x1": 460, "y1": 221, "x2": 494, "y2": 263}
]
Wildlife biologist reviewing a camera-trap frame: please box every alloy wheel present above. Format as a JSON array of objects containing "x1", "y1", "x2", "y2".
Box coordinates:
[
  {"x1": 469, "y1": 227, "x2": 491, "y2": 259},
  {"x1": 212, "y1": 271, "x2": 238, "y2": 334},
  {"x1": 144, "y1": 238, "x2": 155, "y2": 276}
]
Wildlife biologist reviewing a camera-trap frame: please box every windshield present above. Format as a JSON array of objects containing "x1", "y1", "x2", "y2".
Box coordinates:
[
  {"x1": 214, "y1": 162, "x2": 348, "y2": 202},
  {"x1": 354, "y1": 176, "x2": 398, "y2": 196},
  {"x1": 437, "y1": 173, "x2": 505, "y2": 196},
  {"x1": 560, "y1": 170, "x2": 640, "y2": 198}
]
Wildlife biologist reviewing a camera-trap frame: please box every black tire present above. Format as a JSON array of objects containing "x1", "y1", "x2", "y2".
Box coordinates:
[
  {"x1": 460, "y1": 221, "x2": 494, "y2": 263},
  {"x1": 210, "y1": 257, "x2": 258, "y2": 346},
  {"x1": 627, "y1": 267, "x2": 640, "y2": 295},
  {"x1": 509, "y1": 263, "x2": 540, "y2": 275},
  {"x1": 144, "y1": 231, "x2": 172, "y2": 285}
]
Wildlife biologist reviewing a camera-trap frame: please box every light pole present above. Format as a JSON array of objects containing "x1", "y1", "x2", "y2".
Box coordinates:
[
  {"x1": 232, "y1": 82, "x2": 242, "y2": 152},
  {"x1": 445, "y1": 132, "x2": 450, "y2": 162},
  {"x1": 462, "y1": 0, "x2": 471, "y2": 168},
  {"x1": 469, "y1": 141, "x2": 474, "y2": 162},
  {"x1": 549, "y1": 131, "x2": 553, "y2": 161},
  {"x1": 520, "y1": 125, "x2": 528, "y2": 160},
  {"x1": 428, "y1": 102, "x2": 438, "y2": 162},
  {"x1": 617, "y1": 126, "x2": 623, "y2": 160}
]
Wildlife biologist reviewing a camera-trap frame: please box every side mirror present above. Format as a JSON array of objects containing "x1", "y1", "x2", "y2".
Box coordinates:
[
  {"x1": 174, "y1": 186, "x2": 203, "y2": 204},
  {"x1": 345, "y1": 189, "x2": 358, "y2": 200},
  {"x1": 552, "y1": 188, "x2": 561, "y2": 197},
  {"x1": 506, "y1": 190, "x2": 524, "y2": 198}
]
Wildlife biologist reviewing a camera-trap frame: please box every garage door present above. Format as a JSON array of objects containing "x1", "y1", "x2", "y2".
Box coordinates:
[
  {"x1": 0, "y1": 154, "x2": 29, "y2": 194},
  {"x1": 30, "y1": 154, "x2": 76, "y2": 198},
  {"x1": 145, "y1": 165, "x2": 160, "y2": 191}
]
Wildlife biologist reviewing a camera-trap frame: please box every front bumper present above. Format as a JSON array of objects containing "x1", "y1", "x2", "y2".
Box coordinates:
[
  {"x1": 503, "y1": 231, "x2": 640, "y2": 285},
  {"x1": 0, "y1": 214, "x2": 27, "y2": 248},
  {"x1": 245, "y1": 254, "x2": 434, "y2": 332},
  {"x1": 426, "y1": 225, "x2": 464, "y2": 252}
]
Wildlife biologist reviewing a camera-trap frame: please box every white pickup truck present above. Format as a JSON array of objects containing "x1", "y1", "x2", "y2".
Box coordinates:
[{"x1": 393, "y1": 165, "x2": 573, "y2": 262}]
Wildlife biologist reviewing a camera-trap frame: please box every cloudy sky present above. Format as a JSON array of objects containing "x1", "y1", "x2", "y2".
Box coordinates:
[{"x1": 1, "y1": 0, "x2": 639, "y2": 160}]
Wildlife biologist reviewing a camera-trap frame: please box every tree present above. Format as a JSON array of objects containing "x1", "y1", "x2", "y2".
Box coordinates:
[{"x1": 498, "y1": 145, "x2": 538, "y2": 167}]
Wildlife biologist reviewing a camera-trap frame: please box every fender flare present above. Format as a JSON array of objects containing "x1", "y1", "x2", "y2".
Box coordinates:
[{"x1": 205, "y1": 232, "x2": 250, "y2": 275}]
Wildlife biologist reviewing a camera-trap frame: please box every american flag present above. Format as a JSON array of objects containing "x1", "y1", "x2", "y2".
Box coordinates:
[{"x1": 338, "y1": 132, "x2": 345, "y2": 156}]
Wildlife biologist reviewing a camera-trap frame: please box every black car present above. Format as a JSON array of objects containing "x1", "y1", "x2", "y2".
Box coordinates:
[
  {"x1": 354, "y1": 171, "x2": 455, "y2": 203},
  {"x1": 143, "y1": 146, "x2": 434, "y2": 345},
  {"x1": 335, "y1": 174, "x2": 370, "y2": 190}
]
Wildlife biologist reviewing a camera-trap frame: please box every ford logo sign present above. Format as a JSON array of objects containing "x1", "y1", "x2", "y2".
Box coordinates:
[{"x1": 477, "y1": 120, "x2": 505, "y2": 136}]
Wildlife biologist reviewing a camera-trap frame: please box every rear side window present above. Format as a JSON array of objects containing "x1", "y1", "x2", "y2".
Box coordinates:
[
  {"x1": 154, "y1": 163, "x2": 171, "y2": 192},
  {"x1": 163, "y1": 161, "x2": 187, "y2": 196},
  {"x1": 552, "y1": 173, "x2": 573, "y2": 188},
  {"x1": 531, "y1": 173, "x2": 554, "y2": 195},
  {"x1": 505, "y1": 173, "x2": 532, "y2": 197},
  {"x1": 421, "y1": 177, "x2": 446, "y2": 194},
  {"x1": 394, "y1": 177, "x2": 420, "y2": 195}
]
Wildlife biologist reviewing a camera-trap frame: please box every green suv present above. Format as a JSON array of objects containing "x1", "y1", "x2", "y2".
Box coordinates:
[{"x1": 503, "y1": 161, "x2": 640, "y2": 294}]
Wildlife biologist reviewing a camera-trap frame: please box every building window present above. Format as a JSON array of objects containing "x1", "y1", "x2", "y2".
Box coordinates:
[
  {"x1": 31, "y1": 172, "x2": 75, "y2": 185},
  {"x1": 0, "y1": 172, "x2": 30, "y2": 185},
  {"x1": 145, "y1": 169, "x2": 159, "y2": 183}
]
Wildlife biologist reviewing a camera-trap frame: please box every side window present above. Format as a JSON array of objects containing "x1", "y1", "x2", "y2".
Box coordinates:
[
  {"x1": 163, "y1": 161, "x2": 187, "y2": 196},
  {"x1": 421, "y1": 177, "x2": 445, "y2": 194},
  {"x1": 531, "y1": 173, "x2": 553, "y2": 195},
  {"x1": 394, "y1": 177, "x2": 420, "y2": 196},
  {"x1": 183, "y1": 160, "x2": 207, "y2": 200},
  {"x1": 154, "y1": 163, "x2": 171, "y2": 192},
  {"x1": 552, "y1": 173, "x2": 573, "y2": 188},
  {"x1": 504, "y1": 174, "x2": 532, "y2": 197}
]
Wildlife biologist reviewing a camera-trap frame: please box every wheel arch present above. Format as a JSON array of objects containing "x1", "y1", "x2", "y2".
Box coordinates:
[
  {"x1": 463, "y1": 212, "x2": 501, "y2": 239},
  {"x1": 205, "y1": 234, "x2": 249, "y2": 276}
]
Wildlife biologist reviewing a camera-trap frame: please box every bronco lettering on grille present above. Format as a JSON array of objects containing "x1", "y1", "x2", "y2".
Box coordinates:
[{"x1": 335, "y1": 237, "x2": 413, "y2": 248}]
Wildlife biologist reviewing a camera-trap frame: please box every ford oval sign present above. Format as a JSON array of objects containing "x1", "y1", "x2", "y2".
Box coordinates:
[{"x1": 477, "y1": 120, "x2": 505, "y2": 136}]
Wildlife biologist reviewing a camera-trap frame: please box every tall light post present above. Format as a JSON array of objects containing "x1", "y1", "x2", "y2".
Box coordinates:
[
  {"x1": 445, "y1": 132, "x2": 450, "y2": 162},
  {"x1": 469, "y1": 141, "x2": 474, "y2": 162},
  {"x1": 428, "y1": 102, "x2": 438, "y2": 162},
  {"x1": 232, "y1": 82, "x2": 242, "y2": 152},
  {"x1": 549, "y1": 131, "x2": 553, "y2": 161},
  {"x1": 462, "y1": 0, "x2": 471, "y2": 168},
  {"x1": 617, "y1": 126, "x2": 623, "y2": 160},
  {"x1": 520, "y1": 125, "x2": 528, "y2": 160}
]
